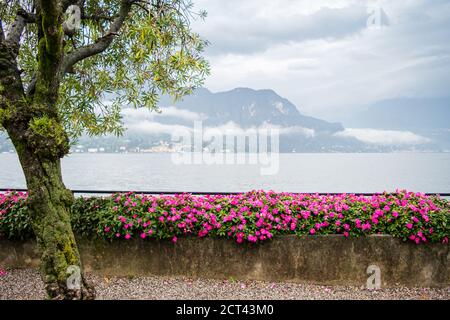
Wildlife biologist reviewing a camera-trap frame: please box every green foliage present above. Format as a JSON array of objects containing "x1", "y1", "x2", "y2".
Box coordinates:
[
  {"x1": 27, "y1": 115, "x2": 70, "y2": 157},
  {"x1": 71, "y1": 196, "x2": 109, "y2": 238},
  {"x1": 29, "y1": 115, "x2": 66, "y2": 144},
  {"x1": 1, "y1": 0, "x2": 210, "y2": 139},
  {"x1": 59, "y1": 0, "x2": 210, "y2": 139},
  {"x1": 0, "y1": 192, "x2": 32, "y2": 240},
  {"x1": 0, "y1": 193, "x2": 106, "y2": 239},
  {"x1": 1, "y1": 191, "x2": 449, "y2": 244},
  {"x1": 0, "y1": 108, "x2": 11, "y2": 127}
]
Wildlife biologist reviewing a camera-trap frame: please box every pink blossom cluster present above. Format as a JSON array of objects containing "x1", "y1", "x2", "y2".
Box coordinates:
[
  {"x1": 100, "y1": 190, "x2": 449, "y2": 245},
  {"x1": 0, "y1": 191, "x2": 27, "y2": 217}
]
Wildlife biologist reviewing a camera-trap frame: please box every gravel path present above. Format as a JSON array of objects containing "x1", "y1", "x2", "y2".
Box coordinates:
[{"x1": 1, "y1": 268, "x2": 449, "y2": 300}]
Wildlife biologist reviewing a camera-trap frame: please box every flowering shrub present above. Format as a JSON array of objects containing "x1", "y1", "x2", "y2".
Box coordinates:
[
  {"x1": 0, "y1": 190, "x2": 449, "y2": 244},
  {"x1": 0, "y1": 191, "x2": 31, "y2": 240}
]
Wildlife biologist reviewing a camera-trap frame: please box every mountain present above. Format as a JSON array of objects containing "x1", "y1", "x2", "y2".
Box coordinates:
[
  {"x1": 118, "y1": 88, "x2": 442, "y2": 152},
  {"x1": 1, "y1": 89, "x2": 446, "y2": 153},
  {"x1": 157, "y1": 87, "x2": 343, "y2": 133},
  {"x1": 343, "y1": 97, "x2": 450, "y2": 130}
]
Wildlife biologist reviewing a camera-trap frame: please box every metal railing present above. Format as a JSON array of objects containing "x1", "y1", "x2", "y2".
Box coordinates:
[{"x1": 1, "y1": 188, "x2": 449, "y2": 197}]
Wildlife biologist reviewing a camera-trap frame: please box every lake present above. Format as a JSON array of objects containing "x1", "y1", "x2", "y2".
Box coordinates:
[{"x1": 1, "y1": 153, "x2": 449, "y2": 194}]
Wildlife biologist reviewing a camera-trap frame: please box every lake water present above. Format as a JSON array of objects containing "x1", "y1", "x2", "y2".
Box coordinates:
[{"x1": 0, "y1": 153, "x2": 449, "y2": 193}]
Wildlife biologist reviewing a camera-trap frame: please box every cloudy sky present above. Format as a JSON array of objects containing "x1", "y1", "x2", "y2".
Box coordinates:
[{"x1": 191, "y1": 0, "x2": 450, "y2": 120}]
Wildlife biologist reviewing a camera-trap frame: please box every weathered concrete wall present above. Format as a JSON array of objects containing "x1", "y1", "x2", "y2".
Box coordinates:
[{"x1": 1, "y1": 235, "x2": 449, "y2": 287}]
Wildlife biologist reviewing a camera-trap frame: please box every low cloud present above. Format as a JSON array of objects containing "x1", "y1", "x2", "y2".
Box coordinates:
[
  {"x1": 126, "y1": 120, "x2": 315, "y2": 138},
  {"x1": 205, "y1": 122, "x2": 315, "y2": 137},
  {"x1": 122, "y1": 106, "x2": 206, "y2": 122},
  {"x1": 126, "y1": 121, "x2": 191, "y2": 135},
  {"x1": 334, "y1": 128, "x2": 431, "y2": 145}
]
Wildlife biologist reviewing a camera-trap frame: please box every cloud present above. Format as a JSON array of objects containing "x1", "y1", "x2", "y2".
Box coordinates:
[
  {"x1": 126, "y1": 120, "x2": 192, "y2": 135},
  {"x1": 193, "y1": 1, "x2": 368, "y2": 56},
  {"x1": 191, "y1": 0, "x2": 450, "y2": 120},
  {"x1": 334, "y1": 128, "x2": 431, "y2": 145},
  {"x1": 125, "y1": 119, "x2": 316, "y2": 138},
  {"x1": 202, "y1": 121, "x2": 315, "y2": 138},
  {"x1": 122, "y1": 106, "x2": 206, "y2": 122}
]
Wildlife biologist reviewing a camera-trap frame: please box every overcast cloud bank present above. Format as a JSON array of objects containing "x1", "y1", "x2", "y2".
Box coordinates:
[{"x1": 192, "y1": 0, "x2": 450, "y2": 119}]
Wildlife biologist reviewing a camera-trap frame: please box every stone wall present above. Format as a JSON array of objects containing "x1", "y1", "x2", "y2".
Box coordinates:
[{"x1": 1, "y1": 235, "x2": 448, "y2": 287}]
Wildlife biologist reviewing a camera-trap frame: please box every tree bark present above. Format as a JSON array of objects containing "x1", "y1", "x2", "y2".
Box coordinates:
[
  {"x1": 12, "y1": 137, "x2": 95, "y2": 299},
  {"x1": 2, "y1": 15, "x2": 95, "y2": 298}
]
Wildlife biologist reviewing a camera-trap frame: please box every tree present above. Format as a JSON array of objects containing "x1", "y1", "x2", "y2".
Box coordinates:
[{"x1": 0, "y1": 0, "x2": 209, "y2": 299}]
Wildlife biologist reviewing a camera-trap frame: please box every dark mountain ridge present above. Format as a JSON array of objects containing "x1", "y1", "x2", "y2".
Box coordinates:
[{"x1": 158, "y1": 87, "x2": 343, "y2": 133}]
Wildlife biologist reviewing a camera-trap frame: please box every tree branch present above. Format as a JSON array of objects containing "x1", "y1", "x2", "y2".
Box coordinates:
[
  {"x1": 61, "y1": 0, "x2": 132, "y2": 74},
  {"x1": 0, "y1": 20, "x2": 5, "y2": 42},
  {"x1": 61, "y1": 0, "x2": 84, "y2": 12},
  {"x1": 26, "y1": 73, "x2": 37, "y2": 97},
  {"x1": 33, "y1": 0, "x2": 64, "y2": 107},
  {"x1": 81, "y1": 13, "x2": 118, "y2": 22},
  {"x1": 5, "y1": 8, "x2": 35, "y2": 56}
]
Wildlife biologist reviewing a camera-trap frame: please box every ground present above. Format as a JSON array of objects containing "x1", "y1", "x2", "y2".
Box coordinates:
[{"x1": 0, "y1": 268, "x2": 449, "y2": 300}]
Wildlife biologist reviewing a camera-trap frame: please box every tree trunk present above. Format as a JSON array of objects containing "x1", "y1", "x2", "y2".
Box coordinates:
[
  {"x1": 16, "y1": 149, "x2": 95, "y2": 300},
  {"x1": 1, "y1": 2, "x2": 95, "y2": 300}
]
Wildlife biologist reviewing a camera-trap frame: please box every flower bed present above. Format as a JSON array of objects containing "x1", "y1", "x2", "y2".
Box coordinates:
[{"x1": 0, "y1": 190, "x2": 449, "y2": 244}]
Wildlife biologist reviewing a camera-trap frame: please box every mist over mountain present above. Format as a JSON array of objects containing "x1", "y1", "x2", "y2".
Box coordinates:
[
  {"x1": 1, "y1": 88, "x2": 447, "y2": 153},
  {"x1": 343, "y1": 97, "x2": 450, "y2": 131},
  {"x1": 111, "y1": 88, "x2": 446, "y2": 153},
  {"x1": 337, "y1": 96, "x2": 450, "y2": 152},
  {"x1": 157, "y1": 87, "x2": 343, "y2": 133}
]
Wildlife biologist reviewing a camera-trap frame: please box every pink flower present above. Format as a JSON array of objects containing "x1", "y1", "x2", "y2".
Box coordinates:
[
  {"x1": 406, "y1": 223, "x2": 413, "y2": 230},
  {"x1": 172, "y1": 236, "x2": 178, "y2": 243},
  {"x1": 392, "y1": 211, "x2": 399, "y2": 218},
  {"x1": 140, "y1": 233, "x2": 146, "y2": 239},
  {"x1": 309, "y1": 228, "x2": 316, "y2": 235},
  {"x1": 124, "y1": 234, "x2": 131, "y2": 240}
]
